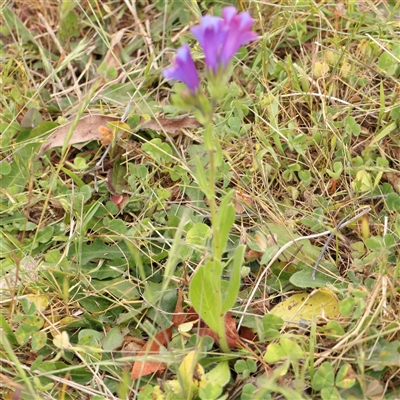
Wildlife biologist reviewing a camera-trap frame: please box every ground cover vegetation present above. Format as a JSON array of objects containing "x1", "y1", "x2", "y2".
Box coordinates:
[{"x1": 1, "y1": 0, "x2": 400, "y2": 399}]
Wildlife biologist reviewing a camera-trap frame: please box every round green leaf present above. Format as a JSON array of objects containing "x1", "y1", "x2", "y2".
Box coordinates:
[
  {"x1": 312, "y1": 361, "x2": 335, "y2": 391},
  {"x1": 336, "y1": 363, "x2": 357, "y2": 389},
  {"x1": 263, "y1": 343, "x2": 286, "y2": 363},
  {"x1": 386, "y1": 192, "x2": 400, "y2": 211},
  {"x1": 0, "y1": 161, "x2": 11, "y2": 175},
  {"x1": 32, "y1": 331, "x2": 48, "y2": 351}
]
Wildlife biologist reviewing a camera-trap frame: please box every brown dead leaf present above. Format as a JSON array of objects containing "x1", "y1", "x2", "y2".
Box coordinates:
[
  {"x1": 110, "y1": 195, "x2": 129, "y2": 211},
  {"x1": 37, "y1": 114, "x2": 119, "y2": 159},
  {"x1": 224, "y1": 312, "x2": 242, "y2": 348},
  {"x1": 255, "y1": 232, "x2": 277, "y2": 252},
  {"x1": 120, "y1": 336, "x2": 146, "y2": 359},
  {"x1": 172, "y1": 289, "x2": 186, "y2": 327},
  {"x1": 140, "y1": 116, "x2": 201, "y2": 136},
  {"x1": 239, "y1": 326, "x2": 257, "y2": 342},
  {"x1": 245, "y1": 248, "x2": 264, "y2": 260},
  {"x1": 131, "y1": 326, "x2": 173, "y2": 380},
  {"x1": 103, "y1": 29, "x2": 125, "y2": 71},
  {"x1": 233, "y1": 190, "x2": 254, "y2": 213},
  {"x1": 198, "y1": 312, "x2": 241, "y2": 348},
  {"x1": 384, "y1": 172, "x2": 400, "y2": 194},
  {"x1": 98, "y1": 125, "x2": 114, "y2": 145}
]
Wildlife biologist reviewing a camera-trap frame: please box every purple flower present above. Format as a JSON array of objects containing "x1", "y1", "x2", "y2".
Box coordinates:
[
  {"x1": 190, "y1": 6, "x2": 257, "y2": 72},
  {"x1": 220, "y1": 6, "x2": 258, "y2": 66},
  {"x1": 190, "y1": 15, "x2": 227, "y2": 73},
  {"x1": 163, "y1": 44, "x2": 200, "y2": 93}
]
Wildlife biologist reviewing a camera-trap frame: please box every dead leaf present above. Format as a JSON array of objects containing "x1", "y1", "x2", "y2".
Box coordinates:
[
  {"x1": 140, "y1": 116, "x2": 201, "y2": 136},
  {"x1": 384, "y1": 172, "x2": 400, "y2": 194},
  {"x1": 245, "y1": 248, "x2": 264, "y2": 260},
  {"x1": 365, "y1": 378, "x2": 384, "y2": 399},
  {"x1": 131, "y1": 326, "x2": 173, "y2": 380},
  {"x1": 120, "y1": 336, "x2": 146, "y2": 358},
  {"x1": 0, "y1": 256, "x2": 38, "y2": 292},
  {"x1": 103, "y1": 29, "x2": 125, "y2": 71},
  {"x1": 172, "y1": 289, "x2": 186, "y2": 327},
  {"x1": 98, "y1": 125, "x2": 114, "y2": 145},
  {"x1": 110, "y1": 195, "x2": 129, "y2": 211},
  {"x1": 37, "y1": 114, "x2": 119, "y2": 159},
  {"x1": 233, "y1": 190, "x2": 254, "y2": 213},
  {"x1": 239, "y1": 326, "x2": 257, "y2": 342},
  {"x1": 255, "y1": 232, "x2": 277, "y2": 252},
  {"x1": 224, "y1": 312, "x2": 242, "y2": 348},
  {"x1": 198, "y1": 312, "x2": 241, "y2": 348}
]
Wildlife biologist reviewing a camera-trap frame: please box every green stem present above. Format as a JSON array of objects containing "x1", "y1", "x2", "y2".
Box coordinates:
[
  {"x1": 204, "y1": 122, "x2": 220, "y2": 261},
  {"x1": 203, "y1": 120, "x2": 230, "y2": 353}
]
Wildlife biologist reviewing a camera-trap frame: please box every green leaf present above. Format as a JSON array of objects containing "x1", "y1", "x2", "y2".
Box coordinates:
[
  {"x1": 222, "y1": 244, "x2": 244, "y2": 313},
  {"x1": 31, "y1": 331, "x2": 48, "y2": 351},
  {"x1": 386, "y1": 192, "x2": 400, "y2": 211},
  {"x1": 194, "y1": 156, "x2": 211, "y2": 197},
  {"x1": 74, "y1": 157, "x2": 87, "y2": 170},
  {"x1": 321, "y1": 321, "x2": 345, "y2": 340},
  {"x1": 199, "y1": 383, "x2": 222, "y2": 400},
  {"x1": 366, "y1": 339, "x2": 400, "y2": 370},
  {"x1": 59, "y1": 11, "x2": 79, "y2": 42},
  {"x1": 106, "y1": 219, "x2": 128, "y2": 235},
  {"x1": 0, "y1": 159, "x2": 27, "y2": 194},
  {"x1": 2, "y1": 7, "x2": 37, "y2": 44},
  {"x1": 0, "y1": 314, "x2": 17, "y2": 345},
  {"x1": 142, "y1": 138, "x2": 172, "y2": 163},
  {"x1": 378, "y1": 51, "x2": 398, "y2": 76},
  {"x1": 241, "y1": 383, "x2": 257, "y2": 400},
  {"x1": 280, "y1": 337, "x2": 304, "y2": 360},
  {"x1": 15, "y1": 319, "x2": 43, "y2": 345},
  {"x1": 290, "y1": 265, "x2": 339, "y2": 288},
  {"x1": 205, "y1": 361, "x2": 230, "y2": 387},
  {"x1": 78, "y1": 296, "x2": 113, "y2": 314},
  {"x1": 263, "y1": 343, "x2": 286, "y2": 363},
  {"x1": 186, "y1": 223, "x2": 211, "y2": 247},
  {"x1": 262, "y1": 314, "x2": 284, "y2": 332},
  {"x1": 102, "y1": 326, "x2": 124, "y2": 351},
  {"x1": 0, "y1": 161, "x2": 11, "y2": 175},
  {"x1": 312, "y1": 362, "x2": 335, "y2": 391},
  {"x1": 320, "y1": 386, "x2": 341, "y2": 400},
  {"x1": 234, "y1": 359, "x2": 248, "y2": 373},
  {"x1": 68, "y1": 238, "x2": 128, "y2": 265},
  {"x1": 189, "y1": 261, "x2": 223, "y2": 336},
  {"x1": 91, "y1": 278, "x2": 139, "y2": 300},
  {"x1": 109, "y1": 156, "x2": 130, "y2": 194},
  {"x1": 365, "y1": 236, "x2": 383, "y2": 252},
  {"x1": 336, "y1": 363, "x2": 356, "y2": 389},
  {"x1": 215, "y1": 190, "x2": 235, "y2": 259}
]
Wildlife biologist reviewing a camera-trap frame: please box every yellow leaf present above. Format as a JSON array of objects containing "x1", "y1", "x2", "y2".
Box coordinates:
[
  {"x1": 26, "y1": 294, "x2": 49, "y2": 312},
  {"x1": 270, "y1": 289, "x2": 339, "y2": 324},
  {"x1": 53, "y1": 331, "x2": 70, "y2": 350},
  {"x1": 178, "y1": 350, "x2": 206, "y2": 396},
  {"x1": 352, "y1": 170, "x2": 373, "y2": 192},
  {"x1": 178, "y1": 321, "x2": 194, "y2": 335},
  {"x1": 313, "y1": 61, "x2": 330, "y2": 78}
]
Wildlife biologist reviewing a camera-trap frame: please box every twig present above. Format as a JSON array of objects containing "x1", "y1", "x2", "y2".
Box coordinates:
[{"x1": 311, "y1": 217, "x2": 348, "y2": 280}]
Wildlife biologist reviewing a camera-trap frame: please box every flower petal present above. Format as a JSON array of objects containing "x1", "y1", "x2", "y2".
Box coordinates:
[
  {"x1": 220, "y1": 6, "x2": 257, "y2": 66},
  {"x1": 191, "y1": 15, "x2": 227, "y2": 72},
  {"x1": 163, "y1": 44, "x2": 200, "y2": 93}
]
